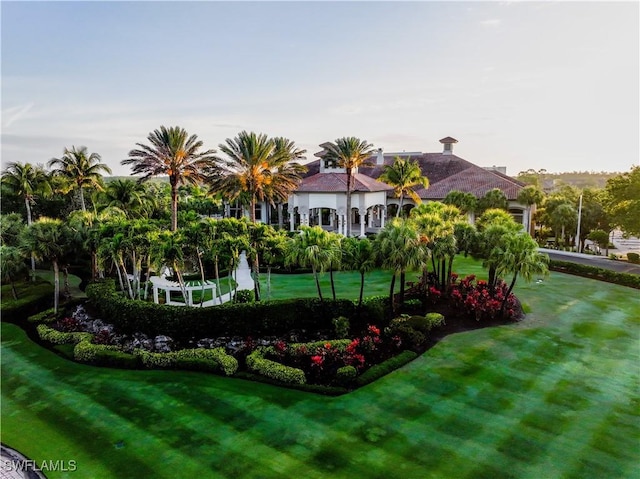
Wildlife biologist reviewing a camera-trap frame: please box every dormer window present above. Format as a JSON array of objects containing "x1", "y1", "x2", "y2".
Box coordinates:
[{"x1": 324, "y1": 158, "x2": 337, "y2": 169}]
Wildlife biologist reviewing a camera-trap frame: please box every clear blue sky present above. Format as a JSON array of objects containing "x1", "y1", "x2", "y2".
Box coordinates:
[{"x1": 2, "y1": 1, "x2": 638, "y2": 177}]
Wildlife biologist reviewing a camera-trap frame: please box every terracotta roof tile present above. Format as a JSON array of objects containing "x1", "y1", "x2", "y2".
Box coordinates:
[{"x1": 297, "y1": 172, "x2": 393, "y2": 193}]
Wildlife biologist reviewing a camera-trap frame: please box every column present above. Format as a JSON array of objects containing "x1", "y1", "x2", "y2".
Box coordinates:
[
  {"x1": 368, "y1": 208, "x2": 373, "y2": 228},
  {"x1": 290, "y1": 211, "x2": 295, "y2": 232},
  {"x1": 153, "y1": 285, "x2": 159, "y2": 304},
  {"x1": 318, "y1": 208, "x2": 323, "y2": 227},
  {"x1": 359, "y1": 208, "x2": 366, "y2": 238},
  {"x1": 330, "y1": 211, "x2": 335, "y2": 228},
  {"x1": 381, "y1": 206, "x2": 386, "y2": 228},
  {"x1": 337, "y1": 215, "x2": 343, "y2": 236}
]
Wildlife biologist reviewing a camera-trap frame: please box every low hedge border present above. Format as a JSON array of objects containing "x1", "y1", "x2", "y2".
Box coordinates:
[
  {"x1": 36, "y1": 324, "x2": 92, "y2": 345},
  {"x1": 74, "y1": 339, "x2": 139, "y2": 369},
  {"x1": 355, "y1": 350, "x2": 419, "y2": 387},
  {"x1": 246, "y1": 347, "x2": 306, "y2": 385},
  {"x1": 549, "y1": 260, "x2": 640, "y2": 289},
  {"x1": 134, "y1": 348, "x2": 238, "y2": 376},
  {"x1": 234, "y1": 371, "x2": 348, "y2": 396}
]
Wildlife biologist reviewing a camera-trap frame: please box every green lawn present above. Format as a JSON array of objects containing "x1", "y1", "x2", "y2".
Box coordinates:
[{"x1": 1, "y1": 268, "x2": 639, "y2": 479}]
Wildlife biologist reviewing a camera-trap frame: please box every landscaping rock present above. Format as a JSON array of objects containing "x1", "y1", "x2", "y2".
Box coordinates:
[{"x1": 154, "y1": 335, "x2": 174, "y2": 353}]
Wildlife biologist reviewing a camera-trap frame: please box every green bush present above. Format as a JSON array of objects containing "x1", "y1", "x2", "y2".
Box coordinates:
[
  {"x1": 423, "y1": 313, "x2": 446, "y2": 330},
  {"x1": 358, "y1": 295, "x2": 391, "y2": 326},
  {"x1": 74, "y1": 339, "x2": 128, "y2": 364},
  {"x1": 233, "y1": 289, "x2": 255, "y2": 303},
  {"x1": 627, "y1": 252, "x2": 640, "y2": 264},
  {"x1": 86, "y1": 280, "x2": 356, "y2": 340},
  {"x1": 246, "y1": 348, "x2": 306, "y2": 384},
  {"x1": 336, "y1": 365, "x2": 358, "y2": 384},
  {"x1": 37, "y1": 324, "x2": 92, "y2": 345},
  {"x1": 355, "y1": 351, "x2": 418, "y2": 387},
  {"x1": 290, "y1": 339, "x2": 352, "y2": 352},
  {"x1": 332, "y1": 316, "x2": 350, "y2": 338},
  {"x1": 28, "y1": 308, "x2": 58, "y2": 324},
  {"x1": 392, "y1": 324, "x2": 427, "y2": 349},
  {"x1": 132, "y1": 348, "x2": 238, "y2": 376},
  {"x1": 135, "y1": 350, "x2": 178, "y2": 369},
  {"x1": 549, "y1": 260, "x2": 640, "y2": 289}
]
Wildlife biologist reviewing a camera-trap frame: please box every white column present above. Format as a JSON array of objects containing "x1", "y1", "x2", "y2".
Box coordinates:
[
  {"x1": 338, "y1": 215, "x2": 343, "y2": 236},
  {"x1": 330, "y1": 212, "x2": 335, "y2": 227},
  {"x1": 290, "y1": 211, "x2": 295, "y2": 232},
  {"x1": 165, "y1": 289, "x2": 170, "y2": 304},
  {"x1": 188, "y1": 288, "x2": 193, "y2": 306},
  {"x1": 359, "y1": 208, "x2": 366, "y2": 237},
  {"x1": 368, "y1": 208, "x2": 373, "y2": 228},
  {"x1": 318, "y1": 208, "x2": 323, "y2": 227},
  {"x1": 153, "y1": 285, "x2": 159, "y2": 304},
  {"x1": 381, "y1": 207, "x2": 386, "y2": 228}
]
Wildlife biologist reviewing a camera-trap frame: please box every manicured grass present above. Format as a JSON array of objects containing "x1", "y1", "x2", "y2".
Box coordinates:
[
  {"x1": 259, "y1": 255, "x2": 487, "y2": 300},
  {"x1": 2, "y1": 268, "x2": 639, "y2": 478}
]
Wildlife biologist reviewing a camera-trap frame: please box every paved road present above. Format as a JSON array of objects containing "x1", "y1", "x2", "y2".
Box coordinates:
[{"x1": 540, "y1": 249, "x2": 640, "y2": 275}]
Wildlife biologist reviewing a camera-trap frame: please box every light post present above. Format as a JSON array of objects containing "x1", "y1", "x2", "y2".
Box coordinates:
[{"x1": 575, "y1": 193, "x2": 583, "y2": 252}]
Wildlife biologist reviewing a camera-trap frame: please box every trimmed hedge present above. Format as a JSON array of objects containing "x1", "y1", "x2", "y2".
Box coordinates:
[
  {"x1": 549, "y1": 260, "x2": 640, "y2": 289},
  {"x1": 134, "y1": 348, "x2": 238, "y2": 376},
  {"x1": 246, "y1": 347, "x2": 306, "y2": 385},
  {"x1": 234, "y1": 371, "x2": 348, "y2": 396},
  {"x1": 73, "y1": 339, "x2": 138, "y2": 369},
  {"x1": 28, "y1": 308, "x2": 59, "y2": 325},
  {"x1": 86, "y1": 280, "x2": 356, "y2": 340},
  {"x1": 289, "y1": 339, "x2": 352, "y2": 352},
  {"x1": 36, "y1": 324, "x2": 92, "y2": 345},
  {"x1": 355, "y1": 350, "x2": 418, "y2": 387}
]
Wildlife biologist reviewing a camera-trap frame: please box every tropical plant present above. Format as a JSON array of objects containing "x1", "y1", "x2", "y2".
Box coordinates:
[
  {"x1": 97, "y1": 179, "x2": 155, "y2": 218},
  {"x1": 0, "y1": 213, "x2": 25, "y2": 247},
  {"x1": 285, "y1": 226, "x2": 334, "y2": 301},
  {"x1": 48, "y1": 146, "x2": 111, "y2": 212},
  {"x1": 271, "y1": 136, "x2": 308, "y2": 228},
  {"x1": 322, "y1": 137, "x2": 375, "y2": 236},
  {"x1": 0, "y1": 245, "x2": 26, "y2": 299},
  {"x1": 122, "y1": 126, "x2": 217, "y2": 231},
  {"x1": 374, "y1": 218, "x2": 427, "y2": 310},
  {"x1": 379, "y1": 156, "x2": 429, "y2": 217},
  {"x1": 443, "y1": 190, "x2": 478, "y2": 215},
  {"x1": 341, "y1": 236, "x2": 376, "y2": 306},
  {"x1": 19, "y1": 217, "x2": 71, "y2": 313},
  {"x1": 517, "y1": 185, "x2": 545, "y2": 235},
  {"x1": 477, "y1": 188, "x2": 508, "y2": 213},
  {"x1": 605, "y1": 166, "x2": 640, "y2": 237}
]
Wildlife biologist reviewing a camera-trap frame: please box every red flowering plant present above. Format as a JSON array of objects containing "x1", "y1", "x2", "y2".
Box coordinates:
[
  {"x1": 451, "y1": 275, "x2": 518, "y2": 320},
  {"x1": 55, "y1": 316, "x2": 82, "y2": 332}
]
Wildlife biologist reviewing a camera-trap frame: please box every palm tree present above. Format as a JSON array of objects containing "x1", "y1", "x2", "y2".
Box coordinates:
[
  {"x1": 1, "y1": 162, "x2": 52, "y2": 277},
  {"x1": 48, "y1": 146, "x2": 111, "y2": 212},
  {"x1": 374, "y1": 218, "x2": 427, "y2": 310},
  {"x1": 493, "y1": 232, "x2": 549, "y2": 315},
  {"x1": 379, "y1": 156, "x2": 429, "y2": 217},
  {"x1": 98, "y1": 179, "x2": 155, "y2": 218},
  {"x1": 19, "y1": 217, "x2": 70, "y2": 313},
  {"x1": 272, "y1": 136, "x2": 308, "y2": 228},
  {"x1": 323, "y1": 137, "x2": 375, "y2": 236},
  {"x1": 0, "y1": 245, "x2": 27, "y2": 299},
  {"x1": 517, "y1": 185, "x2": 545, "y2": 235},
  {"x1": 285, "y1": 226, "x2": 334, "y2": 301},
  {"x1": 477, "y1": 188, "x2": 509, "y2": 214},
  {"x1": 122, "y1": 126, "x2": 216, "y2": 231},
  {"x1": 341, "y1": 236, "x2": 375, "y2": 306},
  {"x1": 443, "y1": 190, "x2": 478, "y2": 215}
]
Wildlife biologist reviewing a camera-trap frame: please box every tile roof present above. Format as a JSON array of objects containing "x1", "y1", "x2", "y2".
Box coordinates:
[
  {"x1": 297, "y1": 172, "x2": 394, "y2": 193},
  {"x1": 303, "y1": 152, "x2": 525, "y2": 200}
]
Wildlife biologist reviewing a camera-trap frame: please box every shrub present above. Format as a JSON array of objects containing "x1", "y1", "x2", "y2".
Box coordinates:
[
  {"x1": 390, "y1": 324, "x2": 426, "y2": 349},
  {"x1": 172, "y1": 348, "x2": 238, "y2": 376},
  {"x1": 549, "y1": 260, "x2": 640, "y2": 289},
  {"x1": 28, "y1": 308, "x2": 58, "y2": 324},
  {"x1": 358, "y1": 295, "x2": 391, "y2": 327},
  {"x1": 332, "y1": 316, "x2": 350, "y2": 338},
  {"x1": 37, "y1": 324, "x2": 91, "y2": 345},
  {"x1": 423, "y1": 312, "x2": 446, "y2": 330},
  {"x1": 627, "y1": 252, "x2": 640, "y2": 264},
  {"x1": 336, "y1": 365, "x2": 357, "y2": 384},
  {"x1": 355, "y1": 351, "x2": 418, "y2": 387},
  {"x1": 74, "y1": 339, "x2": 130, "y2": 365},
  {"x1": 246, "y1": 348, "x2": 306, "y2": 384},
  {"x1": 233, "y1": 289, "x2": 255, "y2": 303},
  {"x1": 135, "y1": 350, "x2": 178, "y2": 369}
]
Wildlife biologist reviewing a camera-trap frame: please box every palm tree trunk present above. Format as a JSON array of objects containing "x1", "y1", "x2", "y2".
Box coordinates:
[
  {"x1": 120, "y1": 259, "x2": 134, "y2": 299},
  {"x1": 313, "y1": 266, "x2": 323, "y2": 301},
  {"x1": 170, "y1": 178, "x2": 178, "y2": 232},
  {"x1": 91, "y1": 251, "x2": 98, "y2": 281},
  {"x1": 197, "y1": 250, "x2": 206, "y2": 307},
  {"x1": 52, "y1": 260, "x2": 60, "y2": 314},
  {"x1": 214, "y1": 256, "x2": 223, "y2": 303},
  {"x1": 143, "y1": 264, "x2": 151, "y2": 301},
  {"x1": 62, "y1": 265, "x2": 71, "y2": 298},
  {"x1": 346, "y1": 168, "x2": 352, "y2": 237},
  {"x1": 25, "y1": 197, "x2": 36, "y2": 280},
  {"x1": 278, "y1": 203, "x2": 284, "y2": 230},
  {"x1": 114, "y1": 260, "x2": 125, "y2": 293},
  {"x1": 396, "y1": 194, "x2": 403, "y2": 218},
  {"x1": 399, "y1": 270, "x2": 406, "y2": 307},
  {"x1": 267, "y1": 265, "x2": 272, "y2": 300},
  {"x1": 79, "y1": 187, "x2": 86, "y2": 212},
  {"x1": 501, "y1": 272, "x2": 518, "y2": 316},
  {"x1": 488, "y1": 265, "x2": 497, "y2": 296},
  {"x1": 359, "y1": 271, "x2": 365, "y2": 307},
  {"x1": 8, "y1": 274, "x2": 18, "y2": 300},
  {"x1": 389, "y1": 273, "x2": 396, "y2": 311},
  {"x1": 431, "y1": 255, "x2": 438, "y2": 287},
  {"x1": 253, "y1": 250, "x2": 261, "y2": 302},
  {"x1": 174, "y1": 262, "x2": 189, "y2": 305},
  {"x1": 330, "y1": 265, "x2": 336, "y2": 300}
]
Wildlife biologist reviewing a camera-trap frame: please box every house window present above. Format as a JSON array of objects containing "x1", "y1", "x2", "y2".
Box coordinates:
[
  {"x1": 509, "y1": 208, "x2": 524, "y2": 224},
  {"x1": 324, "y1": 159, "x2": 337, "y2": 169}
]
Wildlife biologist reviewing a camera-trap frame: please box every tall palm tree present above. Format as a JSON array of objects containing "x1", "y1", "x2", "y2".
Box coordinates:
[
  {"x1": 379, "y1": 156, "x2": 429, "y2": 217},
  {"x1": 374, "y1": 218, "x2": 427, "y2": 310},
  {"x1": 323, "y1": 137, "x2": 375, "y2": 236},
  {"x1": 272, "y1": 136, "x2": 308, "y2": 228},
  {"x1": 122, "y1": 126, "x2": 216, "y2": 231},
  {"x1": 1, "y1": 162, "x2": 52, "y2": 277},
  {"x1": 98, "y1": 179, "x2": 155, "y2": 218},
  {"x1": 48, "y1": 146, "x2": 111, "y2": 212},
  {"x1": 19, "y1": 217, "x2": 70, "y2": 313},
  {"x1": 517, "y1": 185, "x2": 545, "y2": 235},
  {"x1": 443, "y1": 190, "x2": 478, "y2": 215}
]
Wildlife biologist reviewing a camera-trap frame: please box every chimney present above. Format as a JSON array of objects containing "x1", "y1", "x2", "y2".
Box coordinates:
[
  {"x1": 376, "y1": 148, "x2": 384, "y2": 165},
  {"x1": 439, "y1": 137, "x2": 458, "y2": 155}
]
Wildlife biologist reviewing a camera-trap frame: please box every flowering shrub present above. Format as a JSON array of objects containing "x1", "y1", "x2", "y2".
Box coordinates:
[
  {"x1": 55, "y1": 316, "x2": 82, "y2": 332},
  {"x1": 450, "y1": 275, "x2": 517, "y2": 320}
]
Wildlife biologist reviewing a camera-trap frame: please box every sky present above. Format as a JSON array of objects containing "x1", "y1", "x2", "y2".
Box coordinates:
[{"x1": 1, "y1": 1, "x2": 638, "y2": 177}]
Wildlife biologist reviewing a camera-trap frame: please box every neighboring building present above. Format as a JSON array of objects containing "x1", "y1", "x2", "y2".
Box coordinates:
[{"x1": 257, "y1": 137, "x2": 530, "y2": 235}]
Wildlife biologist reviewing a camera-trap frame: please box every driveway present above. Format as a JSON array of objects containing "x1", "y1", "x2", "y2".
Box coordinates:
[{"x1": 540, "y1": 248, "x2": 640, "y2": 275}]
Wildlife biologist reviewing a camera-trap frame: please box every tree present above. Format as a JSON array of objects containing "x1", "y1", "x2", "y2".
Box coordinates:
[
  {"x1": 549, "y1": 203, "x2": 576, "y2": 246},
  {"x1": 587, "y1": 229, "x2": 610, "y2": 256},
  {"x1": 322, "y1": 137, "x2": 375, "y2": 236},
  {"x1": 374, "y1": 218, "x2": 427, "y2": 310},
  {"x1": 1, "y1": 162, "x2": 52, "y2": 277},
  {"x1": 605, "y1": 166, "x2": 640, "y2": 237},
  {"x1": 0, "y1": 245, "x2": 27, "y2": 299},
  {"x1": 258, "y1": 229, "x2": 288, "y2": 300},
  {"x1": 379, "y1": 156, "x2": 429, "y2": 217},
  {"x1": 122, "y1": 126, "x2": 216, "y2": 231},
  {"x1": 285, "y1": 226, "x2": 334, "y2": 301},
  {"x1": 493, "y1": 232, "x2": 549, "y2": 315},
  {"x1": 517, "y1": 185, "x2": 545, "y2": 235},
  {"x1": 477, "y1": 188, "x2": 508, "y2": 214},
  {"x1": 341, "y1": 236, "x2": 376, "y2": 306},
  {"x1": 272, "y1": 136, "x2": 308, "y2": 228},
  {"x1": 443, "y1": 190, "x2": 478, "y2": 215},
  {"x1": 98, "y1": 179, "x2": 155, "y2": 218},
  {"x1": 19, "y1": 217, "x2": 70, "y2": 313},
  {"x1": 0, "y1": 213, "x2": 26, "y2": 247},
  {"x1": 48, "y1": 146, "x2": 111, "y2": 212}
]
